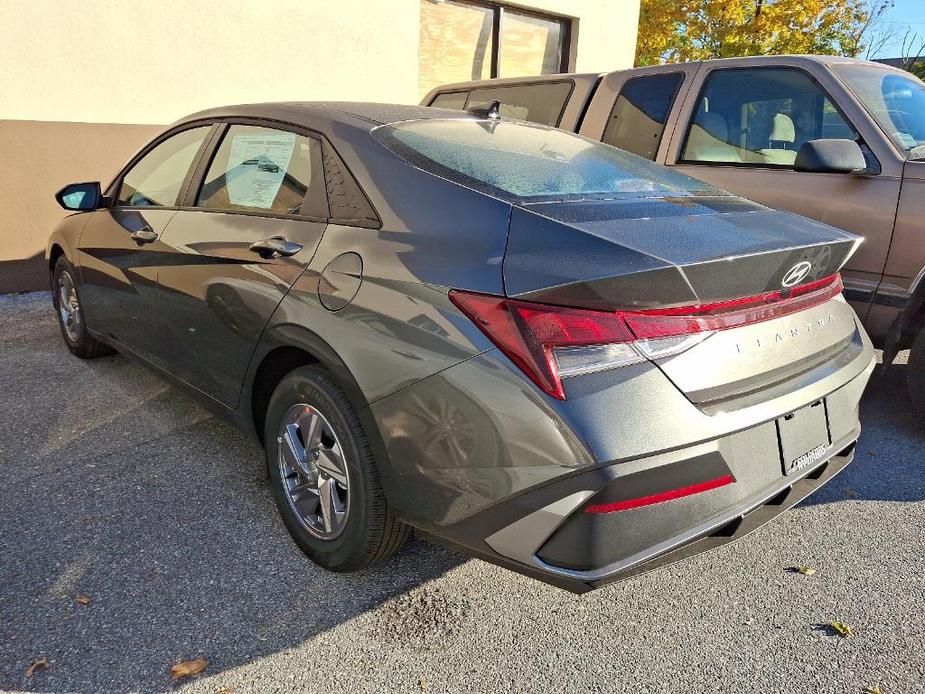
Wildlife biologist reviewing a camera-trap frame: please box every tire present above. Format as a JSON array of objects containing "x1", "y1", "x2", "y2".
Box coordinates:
[
  {"x1": 907, "y1": 328, "x2": 925, "y2": 417},
  {"x1": 264, "y1": 365, "x2": 410, "y2": 572},
  {"x1": 51, "y1": 256, "x2": 114, "y2": 359}
]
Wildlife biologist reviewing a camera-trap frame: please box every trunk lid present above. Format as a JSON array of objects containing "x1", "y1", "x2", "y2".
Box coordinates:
[{"x1": 503, "y1": 195, "x2": 863, "y2": 404}]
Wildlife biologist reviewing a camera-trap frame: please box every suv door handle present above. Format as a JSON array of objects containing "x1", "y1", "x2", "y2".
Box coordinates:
[
  {"x1": 249, "y1": 236, "x2": 303, "y2": 259},
  {"x1": 130, "y1": 227, "x2": 158, "y2": 245}
]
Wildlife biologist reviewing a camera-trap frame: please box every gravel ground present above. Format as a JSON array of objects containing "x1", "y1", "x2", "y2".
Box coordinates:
[{"x1": 1, "y1": 291, "x2": 923, "y2": 694}]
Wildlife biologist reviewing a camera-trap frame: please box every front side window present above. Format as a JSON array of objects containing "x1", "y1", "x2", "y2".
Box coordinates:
[
  {"x1": 376, "y1": 119, "x2": 717, "y2": 201},
  {"x1": 196, "y1": 125, "x2": 322, "y2": 216},
  {"x1": 116, "y1": 127, "x2": 210, "y2": 207},
  {"x1": 603, "y1": 73, "x2": 685, "y2": 160},
  {"x1": 681, "y1": 68, "x2": 859, "y2": 167},
  {"x1": 831, "y1": 63, "x2": 925, "y2": 158}
]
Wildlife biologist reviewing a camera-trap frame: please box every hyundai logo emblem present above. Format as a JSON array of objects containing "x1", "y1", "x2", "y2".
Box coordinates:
[{"x1": 782, "y1": 261, "x2": 812, "y2": 288}]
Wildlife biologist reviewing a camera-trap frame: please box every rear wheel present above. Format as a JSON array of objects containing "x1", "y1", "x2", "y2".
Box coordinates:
[
  {"x1": 51, "y1": 256, "x2": 113, "y2": 359},
  {"x1": 907, "y1": 328, "x2": 925, "y2": 416},
  {"x1": 264, "y1": 365, "x2": 410, "y2": 571}
]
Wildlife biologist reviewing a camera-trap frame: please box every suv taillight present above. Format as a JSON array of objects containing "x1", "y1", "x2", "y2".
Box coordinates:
[{"x1": 450, "y1": 274, "x2": 842, "y2": 400}]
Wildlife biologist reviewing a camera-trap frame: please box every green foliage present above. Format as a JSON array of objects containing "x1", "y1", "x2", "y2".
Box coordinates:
[{"x1": 636, "y1": 0, "x2": 877, "y2": 66}]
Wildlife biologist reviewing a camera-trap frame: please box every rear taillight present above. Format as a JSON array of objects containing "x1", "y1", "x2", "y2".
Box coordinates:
[{"x1": 450, "y1": 273, "x2": 843, "y2": 400}]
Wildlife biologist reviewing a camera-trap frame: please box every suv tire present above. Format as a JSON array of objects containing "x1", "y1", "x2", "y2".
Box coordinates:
[{"x1": 907, "y1": 329, "x2": 925, "y2": 416}]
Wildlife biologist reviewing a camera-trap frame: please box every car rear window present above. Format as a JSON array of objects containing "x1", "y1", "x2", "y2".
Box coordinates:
[{"x1": 374, "y1": 118, "x2": 716, "y2": 201}]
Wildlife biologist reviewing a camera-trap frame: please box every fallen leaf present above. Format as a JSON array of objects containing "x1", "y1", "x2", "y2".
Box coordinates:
[
  {"x1": 76, "y1": 594, "x2": 91, "y2": 605},
  {"x1": 25, "y1": 657, "x2": 49, "y2": 677},
  {"x1": 215, "y1": 688, "x2": 236, "y2": 694},
  {"x1": 170, "y1": 657, "x2": 207, "y2": 680},
  {"x1": 796, "y1": 566, "x2": 816, "y2": 575},
  {"x1": 419, "y1": 677, "x2": 429, "y2": 691},
  {"x1": 830, "y1": 621, "x2": 853, "y2": 637},
  {"x1": 864, "y1": 686, "x2": 882, "y2": 694}
]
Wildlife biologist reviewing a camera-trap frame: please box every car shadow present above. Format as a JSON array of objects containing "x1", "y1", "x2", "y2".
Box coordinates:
[
  {"x1": 800, "y1": 359, "x2": 925, "y2": 506},
  {"x1": 0, "y1": 293, "x2": 467, "y2": 692}
]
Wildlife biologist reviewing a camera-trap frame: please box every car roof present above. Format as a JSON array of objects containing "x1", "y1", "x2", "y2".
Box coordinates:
[{"x1": 174, "y1": 101, "x2": 473, "y2": 130}]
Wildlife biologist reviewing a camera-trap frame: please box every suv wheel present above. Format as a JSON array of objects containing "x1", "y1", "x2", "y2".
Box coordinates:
[
  {"x1": 907, "y1": 329, "x2": 925, "y2": 416},
  {"x1": 52, "y1": 256, "x2": 114, "y2": 359},
  {"x1": 264, "y1": 365, "x2": 410, "y2": 571}
]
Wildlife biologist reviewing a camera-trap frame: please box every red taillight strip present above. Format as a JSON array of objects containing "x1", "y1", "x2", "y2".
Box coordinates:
[
  {"x1": 622, "y1": 274, "x2": 842, "y2": 340},
  {"x1": 584, "y1": 474, "x2": 735, "y2": 514}
]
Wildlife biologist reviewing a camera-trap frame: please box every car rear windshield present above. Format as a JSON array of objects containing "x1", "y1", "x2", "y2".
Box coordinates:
[{"x1": 373, "y1": 118, "x2": 719, "y2": 202}]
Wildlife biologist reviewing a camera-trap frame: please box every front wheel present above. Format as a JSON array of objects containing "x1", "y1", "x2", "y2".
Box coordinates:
[
  {"x1": 51, "y1": 256, "x2": 114, "y2": 359},
  {"x1": 264, "y1": 365, "x2": 410, "y2": 571}
]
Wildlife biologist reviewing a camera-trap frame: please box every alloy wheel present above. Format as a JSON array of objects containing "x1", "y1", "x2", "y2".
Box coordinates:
[
  {"x1": 277, "y1": 404, "x2": 350, "y2": 540},
  {"x1": 57, "y1": 270, "x2": 82, "y2": 342}
]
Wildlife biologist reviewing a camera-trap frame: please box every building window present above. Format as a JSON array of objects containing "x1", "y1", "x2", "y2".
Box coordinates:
[{"x1": 418, "y1": 0, "x2": 571, "y2": 99}]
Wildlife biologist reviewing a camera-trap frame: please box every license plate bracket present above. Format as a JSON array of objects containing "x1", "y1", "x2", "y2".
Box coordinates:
[{"x1": 776, "y1": 400, "x2": 830, "y2": 476}]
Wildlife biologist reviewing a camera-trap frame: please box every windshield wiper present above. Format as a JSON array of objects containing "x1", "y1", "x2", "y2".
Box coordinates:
[{"x1": 908, "y1": 144, "x2": 925, "y2": 160}]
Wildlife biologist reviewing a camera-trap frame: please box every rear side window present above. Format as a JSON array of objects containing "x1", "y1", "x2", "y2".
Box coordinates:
[
  {"x1": 430, "y1": 91, "x2": 469, "y2": 110},
  {"x1": 196, "y1": 124, "x2": 325, "y2": 216},
  {"x1": 602, "y1": 73, "x2": 684, "y2": 160},
  {"x1": 116, "y1": 127, "x2": 210, "y2": 207},
  {"x1": 467, "y1": 82, "x2": 573, "y2": 125},
  {"x1": 375, "y1": 118, "x2": 716, "y2": 201}
]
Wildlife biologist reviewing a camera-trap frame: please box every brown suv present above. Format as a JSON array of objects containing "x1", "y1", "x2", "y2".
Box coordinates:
[{"x1": 423, "y1": 56, "x2": 925, "y2": 410}]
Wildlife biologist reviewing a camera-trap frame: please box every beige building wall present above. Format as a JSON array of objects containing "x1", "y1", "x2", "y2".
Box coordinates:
[{"x1": 0, "y1": 0, "x2": 638, "y2": 292}]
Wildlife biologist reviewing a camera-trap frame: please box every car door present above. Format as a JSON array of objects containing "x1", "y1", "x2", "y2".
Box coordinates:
[
  {"x1": 77, "y1": 125, "x2": 215, "y2": 363},
  {"x1": 664, "y1": 64, "x2": 903, "y2": 322},
  {"x1": 154, "y1": 121, "x2": 329, "y2": 407}
]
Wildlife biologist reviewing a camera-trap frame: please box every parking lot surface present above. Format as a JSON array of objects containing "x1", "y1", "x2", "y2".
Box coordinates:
[{"x1": 1, "y1": 291, "x2": 924, "y2": 694}]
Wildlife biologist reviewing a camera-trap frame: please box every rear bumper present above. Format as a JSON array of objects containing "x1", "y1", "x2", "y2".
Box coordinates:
[
  {"x1": 481, "y1": 432, "x2": 857, "y2": 593},
  {"x1": 371, "y1": 316, "x2": 874, "y2": 592}
]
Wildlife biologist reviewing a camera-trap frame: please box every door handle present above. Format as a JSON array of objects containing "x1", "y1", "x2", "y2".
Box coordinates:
[
  {"x1": 249, "y1": 236, "x2": 303, "y2": 259},
  {"x1": 130, "y1": 227, "x2": 158, "y2": 245}
]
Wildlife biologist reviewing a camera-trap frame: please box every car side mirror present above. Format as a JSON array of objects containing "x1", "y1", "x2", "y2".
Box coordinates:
[
  {"x1": 55, "y1": 181, "x2": 103, "y2": 211},
  {"x1": 794, "y1": 139, "x2": 867, "y2": 174}
]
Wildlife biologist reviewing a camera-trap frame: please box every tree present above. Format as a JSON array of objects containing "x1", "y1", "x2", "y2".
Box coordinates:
[
  {"x1": 897, "y1": 28, "x2": 925, "y2": 73},
  {"x1": 636, "y1": 0, "x2": 891, "y2": 66}
]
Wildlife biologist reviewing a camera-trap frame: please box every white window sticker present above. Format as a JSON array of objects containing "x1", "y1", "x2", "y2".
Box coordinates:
[{"x1": 226, "y1": 132, "x2": 296, "y2": 208}]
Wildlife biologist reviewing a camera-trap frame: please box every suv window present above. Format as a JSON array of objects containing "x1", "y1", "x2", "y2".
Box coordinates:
[
  {"x1": 467, "y1": 82, "x2": 573, "y2": 125},
  {"x1": 196, "y1": 125, "x2": 324, "y2": 216},
  {"x1": 602, "y1": 73, "x2": 685, "y2": 160},
  {"x1": 116, "y1": 127, "x2": 210, "y2": 207},
  {"x1": 681, "y1": 68, "x2": 859, "y2": 167},
  {"x1": 430, "y1": 91, "x2": 469, "y2": 110}
]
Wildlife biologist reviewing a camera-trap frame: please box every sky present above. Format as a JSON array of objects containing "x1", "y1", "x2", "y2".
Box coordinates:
[{"x1": 871, "y1": 0, "x2": 925, "y2": 58}]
